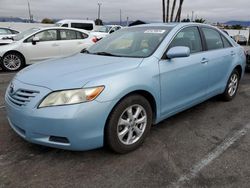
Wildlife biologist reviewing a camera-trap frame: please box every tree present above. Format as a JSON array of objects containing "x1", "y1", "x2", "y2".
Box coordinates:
[
  {"x1": 41, "y1": 18, "x2": 54, "y2": 24},
  {"x1": 182, "y1": 18, "x2": 190, "y2": 22},
  {"x1": 170, "y1": 0, "x2": 177, "y2": 22},
  {"x1": 166, "y1": 0, "x2": 170, "y2": 22},
  {"x1": 162, "y1": 0, "x2": 166, "y2": 23},
  {"x1": 95, "y1": 19, "x2": 103, "y2": 25},
  {"x1": 162, "y1": 0, "x2": 185, "y2": 23},
  {"x1": 175, "y1": 0, "x2": 184, "y2": 22},
  {"x1": 231, "y1": 24, "x2": 243, "y2": 30},
  {"x1": 195, "y1": 18, "x2": 206, "y2": 23}
]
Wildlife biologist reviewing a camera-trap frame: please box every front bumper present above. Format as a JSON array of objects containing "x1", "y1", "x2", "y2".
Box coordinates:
[{"x1": 5, "y1": 79, "x2": 114, "y2": 151}]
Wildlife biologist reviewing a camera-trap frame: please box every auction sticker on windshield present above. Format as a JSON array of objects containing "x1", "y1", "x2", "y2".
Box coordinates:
[{"x1": 144, "y1": 30, "x2": 166, "y2": 34}]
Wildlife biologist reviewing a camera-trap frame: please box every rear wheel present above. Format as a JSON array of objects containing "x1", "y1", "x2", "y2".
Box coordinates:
[
  {"x1": 221, "y1": 69, "x2": 240, "y2": 101},
  {"x1": 1, "y1": 52, "x2": 25, "y2": 72},
  {"x1": 105, "y1": 95, "x2": 152, "y2": 153}
]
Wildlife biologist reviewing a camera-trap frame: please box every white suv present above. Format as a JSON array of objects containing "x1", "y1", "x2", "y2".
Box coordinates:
[
  {"x1": 56, "y1": 19, "x2": 96, "y2": 31},
  {"x1": 0, "y1": 27, "x2": 95, "y2": 71}
]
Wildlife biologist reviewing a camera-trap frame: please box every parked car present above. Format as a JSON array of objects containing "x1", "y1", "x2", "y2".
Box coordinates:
[
  {"x1": 232, "y1": 35, "x2": 248, "y2": 45},
  {"x1": 91, "y1": 25, "x2": 122, "y2": 40},
  {"x1": 5, "y1": 23, "x2": 246, "y2": 153},
  {"x1": 0, "y1": 27, "x2": 19, "y2": 45},
  {"x1": 0, "y1": 27, "x2": 96, "y2": 71},
  {"x1": 56, "y1": 19, "x2": 96, "y2": 31}
]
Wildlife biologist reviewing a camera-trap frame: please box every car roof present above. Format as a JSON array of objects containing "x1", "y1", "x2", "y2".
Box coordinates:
[
  {"x1": 133, "y1": 22, "x2": 211, "y2": 29},
  {"x1": 35, "y1": 27, "x2": 90, "y2": 33},
  {"x1": 57, "y1": 19, "x2": 95, "y2": 24},
  {"x1": 0, "y1": 27, "x2": 19, "y2": 31}
]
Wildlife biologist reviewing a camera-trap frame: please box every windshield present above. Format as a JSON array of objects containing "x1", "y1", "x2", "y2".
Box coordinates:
[
  {"x1": 13, "y1": 28, "x2": 40, "y2": 41},
  {"x1": 88, "y1": 26, "x2": 172, "y2": 58},
  {"x1": 94, "y1": 26, "x2": 112, "y2": 33}
]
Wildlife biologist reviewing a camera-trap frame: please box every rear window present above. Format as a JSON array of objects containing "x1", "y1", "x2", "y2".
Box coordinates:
[{"x1": 71, "y1": 23, "x2": 93, "y2": 31}]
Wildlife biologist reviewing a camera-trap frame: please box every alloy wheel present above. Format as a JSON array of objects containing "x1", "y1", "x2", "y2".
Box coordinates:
[{"x1": 117, "y1": 104, "x2": 147, "y2": 145}]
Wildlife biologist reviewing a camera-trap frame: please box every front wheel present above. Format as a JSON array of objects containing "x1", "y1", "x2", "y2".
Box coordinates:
[
  {"x1": 105, "y1": 95, "x2": 153, "y2": 154},
  {"x1": 221, "y1": 69, "x2": 240, "y2": 101},
  {"x1": 1, "y1": 52, "x2": 25, "y2": 72}
]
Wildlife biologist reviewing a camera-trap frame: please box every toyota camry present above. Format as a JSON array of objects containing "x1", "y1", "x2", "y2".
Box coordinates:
[{"x1": 5, "y1": 23, "x2": 246, "y2": 153}]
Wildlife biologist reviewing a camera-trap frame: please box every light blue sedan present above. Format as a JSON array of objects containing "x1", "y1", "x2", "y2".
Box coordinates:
[{"x1": 5, "y1": 23, "x2": 246, "y2": 153}]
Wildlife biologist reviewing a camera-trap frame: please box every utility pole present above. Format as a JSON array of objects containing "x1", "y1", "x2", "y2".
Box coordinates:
[
  {"x1": 120, "y1": 9, "x2": 122, "y2": 26},
  {"x1": 97, "y1": 3, "x2": 102, "y2": 20},
  {"x1": 27, "y1": 0, "x2": 32, "y2": 23},
  {"x1": 191, "y1": 11, "x2": 194, "y2": 22},
  {"x1": 126, "y1": 17, "x2": 129, "y2": 26}
]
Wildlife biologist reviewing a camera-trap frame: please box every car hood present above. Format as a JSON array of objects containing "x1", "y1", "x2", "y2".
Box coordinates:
[{"x1": 15, "y1": 53, "x2": 143, "y2": 90}]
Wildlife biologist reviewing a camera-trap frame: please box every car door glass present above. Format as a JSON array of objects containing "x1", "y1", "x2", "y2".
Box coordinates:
[
  {"x1": 0, "y1": 28, "x2": 10, "y2": 35},
  {"x1": 62, "y1": 24, "x2": 68, "y2": 27},
  {"x1": 59, "y1": 30, "x2": 77, "y2": 40},
  {"x1": 202, "y1": 28, "x2": 223, "y2": 50},
  {"x1": 76, "y1": 31, "x2": 88, "y2": 39},
  {"x1": 169, "y1": 27, "x2": 202, "y2": 53},
  {"x1": 71, "y1": 23, "x2": 93, "y2": 31},
  {"x1": 221, "y1": 35, "x2": 233, "y2": 48},
  {"x1": 34, "y1": 30, "x2": 57, "y2": 42}
]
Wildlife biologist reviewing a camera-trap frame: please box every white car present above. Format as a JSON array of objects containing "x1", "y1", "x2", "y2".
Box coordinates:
[
  {"x1": 0, "y1": 27, "x2": 96, "y2": 71},
  {"x1": 56, "y1": 19, "x2": 96, "y2": 31},
  {"x1": 91, "y1": 25, "x2": 122, "y2": 40},
  {"x1": 0, "y1": 27, "x2": 19, "y2": 45}
]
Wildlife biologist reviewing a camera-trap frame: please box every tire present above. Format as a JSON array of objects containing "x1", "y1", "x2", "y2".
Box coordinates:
[
  {"x1": 105, "y1": 94, "x2": 153, "y2": 154},
  {"x1": 1, "y1": 52, "x2": 25, "y2": 72},
  {"x1": 221, "y1": 69, "x2": 240, "y2": 101}
]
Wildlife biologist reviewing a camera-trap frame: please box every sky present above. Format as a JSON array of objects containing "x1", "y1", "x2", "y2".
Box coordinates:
[{"x1": 0, "y1": 0, "x2": 249, "y2": 23}]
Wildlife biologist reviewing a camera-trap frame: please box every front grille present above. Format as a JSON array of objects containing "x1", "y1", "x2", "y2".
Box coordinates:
[{"x1": 8, "y1": 89, "x2": 39, "y2": 106}]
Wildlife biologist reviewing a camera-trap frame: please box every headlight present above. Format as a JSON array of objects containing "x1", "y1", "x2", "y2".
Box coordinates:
[{"x1": 38, "y1": 86, "x2": 104, "y2": 108}]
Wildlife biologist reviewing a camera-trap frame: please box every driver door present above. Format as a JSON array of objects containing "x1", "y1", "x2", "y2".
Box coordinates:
[
  {"x1": 159, "y1": 26, "x2": 209, "y2": 116},
  {"x1": 22, "y1": 29, "x2": 61, "y2": 64}
]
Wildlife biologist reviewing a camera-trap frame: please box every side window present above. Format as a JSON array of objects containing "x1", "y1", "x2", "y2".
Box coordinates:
[
  {"x1": 10, "y1": 29, "x2": 19, "y2": 34},
  {"x1": 31, "y1": 30, "x2": 57, "y2": 42},
  {"x1": 202, "y1": 28, "x2": 223, "y2": 50},
  {"x1": 169, "y1": 27, "x2": 202, "y2": 53},
  {"x1": 76, "y1": 31, "x2": 88, "y2": 39},
  {"x1": 61, "y1": 24, "x2": 68, "y2": 27},
  {"x1": 221, "y1": 35, "x2": 233, "y2": 48},
  {"x1": 0, "y1": 28, "x2": 11, "y2": 35},
  {"x1": 71, "y1": 23, "x2": 93, "y2": 31},
  {"x1": 59, "y1": 30, "x2": 77, "y2": 40}
]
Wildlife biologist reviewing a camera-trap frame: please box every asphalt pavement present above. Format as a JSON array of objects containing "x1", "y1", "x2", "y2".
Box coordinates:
[{"x1": 0, "y1": 71, "x2": 250, "y2": 188}]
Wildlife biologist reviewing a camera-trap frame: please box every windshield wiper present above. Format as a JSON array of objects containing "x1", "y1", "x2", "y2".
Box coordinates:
[{"x1": 93, "y1": 52, "x2": 121, "y2": 57}]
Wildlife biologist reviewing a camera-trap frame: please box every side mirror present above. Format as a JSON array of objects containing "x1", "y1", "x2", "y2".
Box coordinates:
[
  {"x1": 166, "y1": 46, "x2": 190, "y2": 59},
  {"x1": 109, "y1": 30, "x2": 115, "y2": 34},
  {"x1": 32, "y1": 36, "x2": 40, "y2": 45}
]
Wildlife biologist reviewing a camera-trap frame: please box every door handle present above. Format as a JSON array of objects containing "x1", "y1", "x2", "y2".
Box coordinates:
[
  {"x1": 201, "y1": 58, "x2": 208, "y2": 64},
  {"x1": 231, "y1": 51, "x2": 236, "y2": 56}
]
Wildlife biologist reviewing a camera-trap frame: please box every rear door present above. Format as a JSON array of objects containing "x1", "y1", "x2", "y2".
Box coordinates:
[
  {"x1": 159, "y1": 26, "x2": 209, "y2": 116},
  {"x1": 200, "y1": 27, "x2": 235, "y2": 94},
  {"x1": 22, "y1": 29, "x2": 60, "y2": 63},
  {"x1": 57, "y1": 29, "x2": 91, "y2": 57}
]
